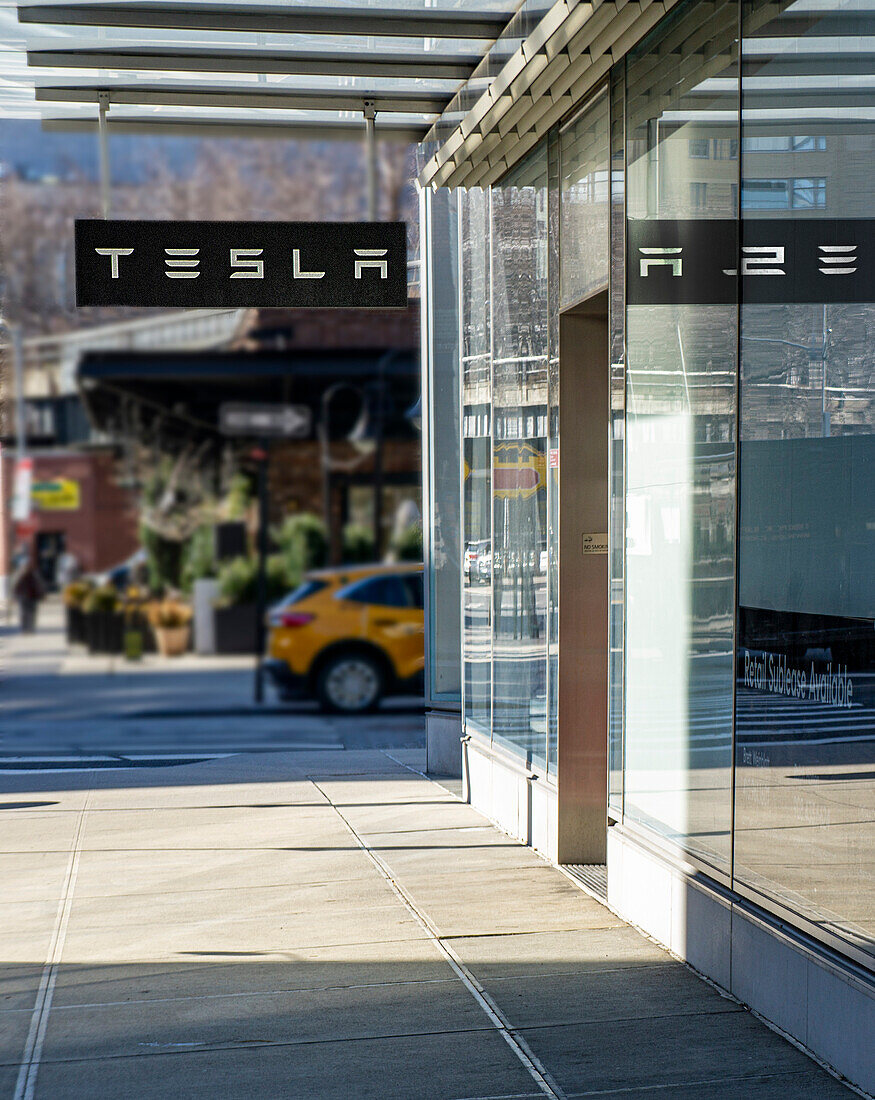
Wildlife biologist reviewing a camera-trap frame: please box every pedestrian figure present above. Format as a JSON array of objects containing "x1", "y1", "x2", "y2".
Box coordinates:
[
  {"x1": 11, "y1": 552, "x2": 45, "y2": 633},
  {"x1": 56, "y1": 550, "x2": 80, "y2": 588}
]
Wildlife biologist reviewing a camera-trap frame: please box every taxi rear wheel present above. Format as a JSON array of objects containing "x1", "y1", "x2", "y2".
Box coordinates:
[{"x1": 316, "y1": 651, "x2": 384, "y2": 714}]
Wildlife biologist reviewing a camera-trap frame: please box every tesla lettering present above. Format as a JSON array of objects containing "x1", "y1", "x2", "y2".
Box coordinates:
[
  {"x1": 94, "y1": 247, "x2": 133, "y2": 278},
  {"x1": 230, "y1": 247, "x2": 264, "y2": 279},
  {"x1": 639, "y1": 247, "x2": 683, "y2": 276},
  {"x1": 165, "y1": 247, "x2": 200, "y2": 279},
  {"x1": 292, "y1": 249, "x2": 325, "y2": 280},
  {"x1": 354, "y1": 248, "x2": 389, "y2": 279}
]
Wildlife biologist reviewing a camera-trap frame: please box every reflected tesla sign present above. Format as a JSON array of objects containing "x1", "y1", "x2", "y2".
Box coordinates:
[{"x1": 75, "y1": 220, "x2": 408, "y2": 308}]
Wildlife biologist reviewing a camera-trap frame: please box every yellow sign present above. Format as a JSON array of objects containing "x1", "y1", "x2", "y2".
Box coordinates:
[
  {"x1": 31, "y1": 478, "x2": 81, "y2": 511},
  {"x1": 493, "y1": 442, "x2": 546, "y2": 499}
]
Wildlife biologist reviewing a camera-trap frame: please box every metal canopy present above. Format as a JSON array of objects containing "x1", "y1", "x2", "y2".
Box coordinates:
[
  {"x1": 4, "y1": 1, "x2": 520, "y2": 140},
  {"x1": 26, "y1": 47, "x2": 481, "y2": 81},
  {"x1": 18, "y1": 4, "x2": 512, "y2": 40}
]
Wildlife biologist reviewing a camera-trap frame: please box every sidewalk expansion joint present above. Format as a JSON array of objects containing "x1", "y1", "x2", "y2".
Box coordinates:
[{"x1": 309, "y1": 776, "x2": 568, "y2": 1100}]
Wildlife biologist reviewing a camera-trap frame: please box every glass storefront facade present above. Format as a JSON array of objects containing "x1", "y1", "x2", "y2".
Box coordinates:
[{"x1": 451, "y1": 0, "x2": 874, "y2": 969}]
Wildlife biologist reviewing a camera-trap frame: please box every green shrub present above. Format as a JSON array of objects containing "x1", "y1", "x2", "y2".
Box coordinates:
[
  {"x1": 266, "y1": 554, "x2": 295, "y2": 602},
  {"x1": 140, "y1": 522, "x2": 184, "y2": 592},
  {"x1": 273, "y1": 512, "x2": 328, "y2": 578},
  {"x1": 225, "y1": 473, "x2": 252, "y2": 520},
  {"x1": 217, "y1": 556, "x2": 258, "y2": 606},
  {"x1": 217, "y1": 554, "x2": 295, "y2": 606},
  {"x1": 83, "y1": 584, "x2": 120, "y2": 613},
  {"x1": 342, "y1": 523, "x2": 375, "y2": 564},
  {"x1": 392, "y1": 522, "x2": 423, "y2": 562}
]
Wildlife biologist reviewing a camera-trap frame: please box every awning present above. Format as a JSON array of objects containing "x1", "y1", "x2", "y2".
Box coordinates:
[
  {"x1": 78, "y1": 347, "x2": 420, "y2": 448},
  {"x1": 4, "y1": 2, "x2": 522, "y2": 142}
]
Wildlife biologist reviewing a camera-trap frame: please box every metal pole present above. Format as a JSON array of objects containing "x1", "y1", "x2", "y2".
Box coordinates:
[
  {"x1": 373, "y1": 365, "x2": 385, "y2": 560},
  {"x1": 254, "y1": 440, "x2": 269, "y2": 704},
  {"x1": 320, "y1": 388, "x2": 334, "y2": 563},
  {"x1": 12, "y1": 327, "x2": 26, "y2": 464},
  {"x1": 97, "y1": 90, "x2": 111, "y2": 219},
  {"x1": 364, "y1": 101, "x2": 377, "y2": 221}
]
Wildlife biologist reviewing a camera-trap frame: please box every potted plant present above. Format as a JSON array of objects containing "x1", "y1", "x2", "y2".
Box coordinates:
[
  {"x1": 147, "y1": 599, "x2": 193, "y2": 657},
  {"x1": 213, "y1": 556, "x2": 259, "y2": 654},
  {"x1": 82, "y1": 584, "x2": 124, "y2": 654},
  {"x1": 213, "y1": 554, "x2": 295, "y2": 654},
  {"x1": 62, "y1": 580, "x2": 93, "y2": 645},
  {"x1": 122, "y1": 586, "x2": 155, "y2": 658}
]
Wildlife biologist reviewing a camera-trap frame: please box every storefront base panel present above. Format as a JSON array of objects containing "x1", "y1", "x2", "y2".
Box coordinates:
[
  {"x1": 462, "y1": 735, "x2": 558, "y2": 862},
  {"x1": 607, "y1": 827, "x2": 875, "y2": 1095},
  {"x1": 425, "y1": 709, "x2": 463, "y2": 777}
]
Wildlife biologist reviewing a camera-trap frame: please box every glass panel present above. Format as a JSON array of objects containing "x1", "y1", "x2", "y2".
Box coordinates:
[
  {"x1": 560, "y1": 88, "x2": 610, "y2": 307},
  {"x1": 546, "y1": 128, "x2": 560, "y2": 773},
  {"x1": 424, "y1": 188, "x2": 461, "y2": 700},
  {"x1": 624, "y1": 0, "x2": 738, "y2": 873},
  {"x1": 490, "y1": 145, "x2": 549, "y2": 763},
  {"x1": 461, "y1": 187, "x2": 493, "y2": 739},
  {"x1": 734, "y1": 0, "x2": 875, "y2": 962},
  {"x1": 608, "y1": 65, "x2": 625, "y2": 811}
]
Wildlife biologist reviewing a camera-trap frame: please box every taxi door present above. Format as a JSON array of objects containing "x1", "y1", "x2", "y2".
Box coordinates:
[{"x1": 365, "y1": 572, "x2": 424, "y2": 681}]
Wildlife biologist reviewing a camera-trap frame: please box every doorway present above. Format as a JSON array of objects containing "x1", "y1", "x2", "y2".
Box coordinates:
[
  {"x1": 557, "y1": 290, "x2": 610, "y2": 864},
  {"x1": 35, "y1": 531, "x2": 65, "y2": 590}
]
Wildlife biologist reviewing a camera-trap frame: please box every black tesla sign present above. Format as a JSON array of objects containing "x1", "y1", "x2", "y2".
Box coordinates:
[
  {"x1": 627, "y1": 218, "x2": 874, "y2": 305},
  {"x1": 75, "y1": 219, "x2": 408, "y2": 308}
]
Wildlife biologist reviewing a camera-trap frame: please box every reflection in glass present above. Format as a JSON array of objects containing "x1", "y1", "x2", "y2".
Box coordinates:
[
  {"x1": 425, "y1": 188, "x2": 461, "y2": 700},
  {"x1": 623, "y1": 0, "x2": 738, "y2": 873},
  {"x1": 734, "y1": 0, "x2": 875, "y2": 962},
  {"x1": 461, "y1": 188, "x2": 493, "y2": 738},
  {"x1": 547, "y1": 129, "x2": 560, "y2": 773},
  {"x1": 608, "y1": 67, "x2": 625, "y2": 810},
  {"x1": 560, "y1": 87, "x2": 610, "y2": 308},
  {"x1": 491, "y1": 147, "x2": 549, "y2": 763}
]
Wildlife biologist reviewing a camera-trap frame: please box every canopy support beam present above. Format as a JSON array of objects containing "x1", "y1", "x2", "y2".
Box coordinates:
[
  {"x1": 364, "y1": 100, "x2": 377, "y2": 221},
  {"x1": 97, "y1": 89, "x2": 110, "y2": 218}
]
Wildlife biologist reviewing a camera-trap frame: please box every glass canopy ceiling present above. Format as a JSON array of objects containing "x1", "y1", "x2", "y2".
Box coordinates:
[{"x1": 1, "y1": 0, "x2": 523, "y2": 139}]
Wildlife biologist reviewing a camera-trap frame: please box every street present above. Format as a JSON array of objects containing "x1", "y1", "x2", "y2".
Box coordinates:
[{"x1": 0, "y1": 601, "x2": 425, "y2": 760}]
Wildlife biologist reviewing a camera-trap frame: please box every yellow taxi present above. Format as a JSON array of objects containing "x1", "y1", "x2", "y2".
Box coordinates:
[{"x1": 264, "y1": 562, "x2": 424, "y2": 713}]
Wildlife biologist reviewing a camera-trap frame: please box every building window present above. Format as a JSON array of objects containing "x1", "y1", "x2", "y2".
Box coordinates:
[
  {"x1": 742, "y1": 135, "x2": 827, "y2": 152},
  {"x1": 741, "y1": 178, "x2": 789, "y2": 209},
  {"x1": 791, "y1": 135, "x2": 827, "y2": 151},
  {"x1": 689, "y1": 181, "x2": 708, "y2": 210},
  {"x1": 791, "y1": 176, "x2": 826, "y2": 208},
  {"x1": 713, "y1": 138, "x2": 738, "y2": 159},
  {"x1": 688, "y1": 137, "x2": 710, "y2": 158}
]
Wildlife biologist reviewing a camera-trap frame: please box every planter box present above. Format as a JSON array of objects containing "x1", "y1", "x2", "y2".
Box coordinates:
[
  {"x1": 85, "y1": 610, "x2": 125, "y2": 655},
  {"x1": 66, "y1": 606, "x2": 86, "y2": 645},
  {"x1": 214, "y1": 602, "x2": 258, "y2": 654},
  {"x1": 153, "y1": 624, "x2": 191, "y2": 657}
]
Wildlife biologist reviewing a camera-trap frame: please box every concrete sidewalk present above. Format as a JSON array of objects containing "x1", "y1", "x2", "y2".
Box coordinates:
[{"x1": 0, "y1": 747, "x2": 856, "y2": 1099}]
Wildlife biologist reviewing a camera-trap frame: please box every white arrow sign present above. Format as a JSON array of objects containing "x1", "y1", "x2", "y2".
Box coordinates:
[{"x1": 219, "y1": 403, "x2": 311, "y2": 439}]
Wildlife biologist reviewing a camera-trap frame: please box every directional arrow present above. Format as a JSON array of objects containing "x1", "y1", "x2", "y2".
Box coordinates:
[{"x1": 219, "y1": 402, "x2": 312, "y2": 439}]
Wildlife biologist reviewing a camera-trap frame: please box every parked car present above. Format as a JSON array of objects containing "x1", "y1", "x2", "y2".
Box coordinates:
[
  {"x1": 264, "y1": 562, "x2": 424, "y2": 713},
  {"x1": 94, "y1": 548, "x2": 148, "y2": 590},
  {"x1": 465, "y1": 539, "x2": 491, "y2": 583}
]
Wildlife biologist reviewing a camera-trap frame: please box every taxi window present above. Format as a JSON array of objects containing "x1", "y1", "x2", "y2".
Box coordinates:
[
  {"x1": 341, "y1": 575, "x2": 409, "y2": 608},
  {"x1": 401, "y1": 573, "x2": 424, "y2": 609}
]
